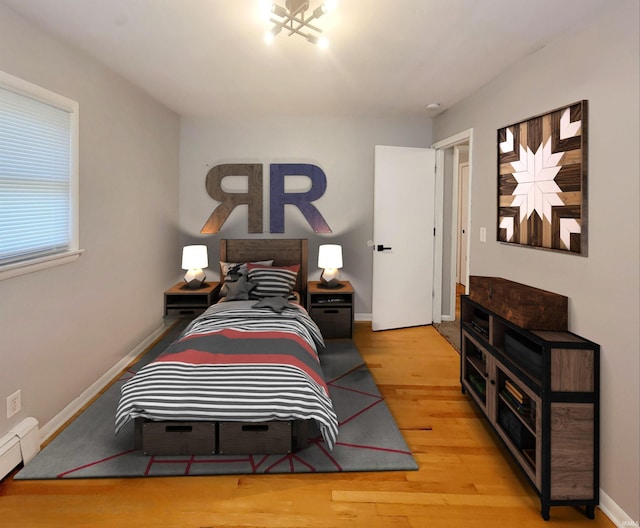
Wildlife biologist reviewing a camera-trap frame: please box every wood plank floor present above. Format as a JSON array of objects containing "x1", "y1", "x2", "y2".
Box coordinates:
[{"x1": 0, "y1": 322, "x2": 614, "y2": 528}]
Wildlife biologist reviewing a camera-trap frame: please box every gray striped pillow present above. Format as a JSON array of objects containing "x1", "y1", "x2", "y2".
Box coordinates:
[{"x1": 247, "y1": 264, "x2": 299, "y2": 299}]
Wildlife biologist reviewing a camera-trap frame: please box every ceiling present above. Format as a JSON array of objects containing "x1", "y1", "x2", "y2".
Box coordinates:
[{"x1": 1, "y1": 0, "x2": 612, "y2": 118}]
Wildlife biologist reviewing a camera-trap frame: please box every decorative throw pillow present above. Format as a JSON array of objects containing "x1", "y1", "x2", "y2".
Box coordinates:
[
  {"x1": 219, "y1": 274, "x2": 255, "y2": 302},
  {"x1": 225, "y1": 263, "x2": 243, "y2": 281},
  {"x1": 220, "y1": 260, "x2": 273, "y2": 281},
  {"x1": 252, "y1": 296, "x2": 295, "y2": 313},
  {"x1": 247, "y1": 264, "x2": 299, "y2": 299}
]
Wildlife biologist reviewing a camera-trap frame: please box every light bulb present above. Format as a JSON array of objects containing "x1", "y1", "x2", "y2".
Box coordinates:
[
  {"x1": 324, "y1": 0, "x2": 338, "y2": 12},
  {"x1": 264, "y1": 25, "x2": 282, "y2": 44},
  {"x1": 316, "y1": 37, "x2": 329, "y2": 49},
  {"x1": 307, "y1": 34, "x2": 329, "y2": 48},
  {"x1": 258, "y1": 0, "x2": 274, "y2": 20}
]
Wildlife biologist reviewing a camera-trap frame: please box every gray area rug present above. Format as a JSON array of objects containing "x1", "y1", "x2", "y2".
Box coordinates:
[
  {"x1": 16, "y1": 324, "x2": 417, "y2": 479},
  {"x1": 434, "y1": 319, "x2": 461, "y2": 352}
]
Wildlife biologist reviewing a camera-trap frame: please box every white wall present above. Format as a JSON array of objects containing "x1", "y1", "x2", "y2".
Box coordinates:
[
  {"x1": 433, "y1": 0, "x2": 639, "y2": 521},
  {"x1": 179, "y1": 116, "x2": 432, "y2": 314},
  {"x1": 0, "y1": 5, "x2": 180, "y2": 440}
]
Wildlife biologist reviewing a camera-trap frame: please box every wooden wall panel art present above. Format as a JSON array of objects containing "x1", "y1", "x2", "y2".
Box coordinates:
[{"x1": 497, "y1": 101, "x2": 588, "y2": 255}]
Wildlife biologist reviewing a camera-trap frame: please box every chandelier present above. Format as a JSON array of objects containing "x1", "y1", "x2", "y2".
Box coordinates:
[{"x1": 264, "y1": 0, "x2": 337, "y2": 48}]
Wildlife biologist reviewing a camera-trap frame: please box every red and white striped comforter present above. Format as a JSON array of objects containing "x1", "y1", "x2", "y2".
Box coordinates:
[{"x1": 115, "y1": 300, "x2": 338, "y2": 450}]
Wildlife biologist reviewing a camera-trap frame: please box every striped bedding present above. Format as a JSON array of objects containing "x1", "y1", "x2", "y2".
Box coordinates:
[{"x1": 115, "y1": 300, "x2": 338, "y2": 450}]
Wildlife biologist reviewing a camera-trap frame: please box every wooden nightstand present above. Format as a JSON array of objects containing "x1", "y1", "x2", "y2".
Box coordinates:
[
  {"x1": 307, "y1": 281, "x2": 354, "y2": 339},
  {"x1": 164, "y1": 282, "x2": 218, "y2": 318}
]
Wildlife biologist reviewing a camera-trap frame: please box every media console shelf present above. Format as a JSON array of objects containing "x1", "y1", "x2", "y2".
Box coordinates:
[{"x1": 460, "y1": 276, "x2": 600, "y2": 520}]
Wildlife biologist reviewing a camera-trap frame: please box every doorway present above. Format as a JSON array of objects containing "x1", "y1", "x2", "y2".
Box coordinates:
[{"x1": 432, "y1": 129, "x2": 473, "y2": 324}]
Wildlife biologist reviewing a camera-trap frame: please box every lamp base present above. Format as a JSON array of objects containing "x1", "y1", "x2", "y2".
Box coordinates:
[
  {"x1": 320, "y1": 268, "x2": 342, "y2": 289},
  {"x1": 318, "y1": 279, "x2": 343, "y2": 289},
  {"x1": 184, "y1": 269, "x2": 206, "y2": 289},
  {"x1": 184, "y1": 279, "x2": 207, "y2": 289}
]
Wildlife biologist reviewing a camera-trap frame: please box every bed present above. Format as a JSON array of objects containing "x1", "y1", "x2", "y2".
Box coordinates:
[{"x1": 115, "y1": 239, "x2": 338, "y2": 456}]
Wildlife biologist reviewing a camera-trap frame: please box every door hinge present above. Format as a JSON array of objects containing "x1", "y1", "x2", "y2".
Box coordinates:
[{"x1": 433, "y1": 227, "x2": 436, "y2": 236}]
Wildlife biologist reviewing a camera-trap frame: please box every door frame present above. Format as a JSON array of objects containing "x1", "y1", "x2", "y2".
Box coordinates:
[
  {"x1": 432, "y1": 128, "x2": 474, "y2": 322},
  {"x1": 457, "y1": 159, "x2": 469, "y2": 285}
]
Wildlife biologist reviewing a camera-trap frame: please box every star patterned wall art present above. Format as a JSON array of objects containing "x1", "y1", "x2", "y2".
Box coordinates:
[{"x1": 498, "y1": 101, "x2": 588, "y2": 255}]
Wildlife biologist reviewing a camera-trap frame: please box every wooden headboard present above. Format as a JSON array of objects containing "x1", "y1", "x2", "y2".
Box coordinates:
[{"x1": 220, "y1": 239, "x2": 308, "y2": 306}]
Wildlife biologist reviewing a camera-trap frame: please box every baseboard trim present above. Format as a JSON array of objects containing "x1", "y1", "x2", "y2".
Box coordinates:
[
  {"x1": 598, "y1": 488, "x2": 636, "y2": 527},
  {"x1": 38, "y1": 321, "x2": 172, "y2": 444}
]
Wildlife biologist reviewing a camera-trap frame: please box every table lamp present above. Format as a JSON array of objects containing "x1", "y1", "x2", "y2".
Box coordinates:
[
  {"x1": 182, "y1": 245, "x2": 208, "y2": 289},
  {"x1": 318, "y1": 244, "x2": 343, "y2": 288}
]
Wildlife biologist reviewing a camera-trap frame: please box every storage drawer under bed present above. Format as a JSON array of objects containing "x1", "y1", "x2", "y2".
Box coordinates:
[
  {"x1": 135, "y1": 418, "x2": 309, "y2": 456},
  {"x1": 219, "y1": 421, "x2": 292, "y2": 455},
  {"x1": 138, "y1": 420, "x2": 216, "y2": 456}
]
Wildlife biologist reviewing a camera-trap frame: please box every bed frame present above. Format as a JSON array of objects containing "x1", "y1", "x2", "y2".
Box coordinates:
[{"x1": 134, "y1": 238, "x2": 315, "y2": 456}]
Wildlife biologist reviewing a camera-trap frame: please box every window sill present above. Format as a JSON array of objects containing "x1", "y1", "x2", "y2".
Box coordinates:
[{"x1": 0, "y1": 249, "x2": 85, "y2": 282}]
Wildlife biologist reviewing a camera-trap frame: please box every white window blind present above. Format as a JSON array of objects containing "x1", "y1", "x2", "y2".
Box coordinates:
[{"x1": 0, "y1": 74, "x2": 79, "y2": 272}]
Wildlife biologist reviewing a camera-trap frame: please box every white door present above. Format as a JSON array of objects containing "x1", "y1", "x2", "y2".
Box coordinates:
[
  {"x1": 372, "y1": 145, "x2": 436, "y2": 331},
  {"x1": 457, "y1": 162, "x2": 469, "y2": 287}
]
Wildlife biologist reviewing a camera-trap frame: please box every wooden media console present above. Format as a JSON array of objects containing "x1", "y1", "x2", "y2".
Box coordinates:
[{"x1": 460, "y1": 276, "x2": 599, "y2": 520}]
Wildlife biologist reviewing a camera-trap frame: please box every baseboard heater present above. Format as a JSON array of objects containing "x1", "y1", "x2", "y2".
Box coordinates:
[{"x1": 0, "y1": 418, "x2": 40, "y2": 480}]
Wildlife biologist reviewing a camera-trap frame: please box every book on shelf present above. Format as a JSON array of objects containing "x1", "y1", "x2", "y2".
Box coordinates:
[
  {"x1": 504, "y1": 379, "x2": 528, "y2": 404},
  {"x1": 468, "y1": 374, "x2": 486, "y2": 398},
  {"x1": 501, "y1": 389, "x2": 532, "y2": 417}
]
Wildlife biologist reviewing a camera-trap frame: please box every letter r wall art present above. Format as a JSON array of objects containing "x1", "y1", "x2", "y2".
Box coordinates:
[{"x1": 200, "y1": 162, "x2": 331, "y2": 234}]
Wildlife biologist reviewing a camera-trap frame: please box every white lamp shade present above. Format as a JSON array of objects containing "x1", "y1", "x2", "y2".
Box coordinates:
[
  {"x1": 317, "y1": 244, "x2": 343, "y2": 269},
  {"x1": 181, "y1": 245, "x2": 208, "y2": 270}
]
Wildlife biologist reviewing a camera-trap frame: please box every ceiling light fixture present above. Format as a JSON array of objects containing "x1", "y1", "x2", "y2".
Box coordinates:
[{"x1": 264, "y1": 0, "x2": 336, "y2": 47}]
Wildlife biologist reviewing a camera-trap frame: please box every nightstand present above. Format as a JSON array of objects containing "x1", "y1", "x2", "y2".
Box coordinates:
[
  {"x1": 164, "y1": 282, "x2": 218, "y2": 318},
  {"x1": 307, "y1": 281, "x2": 354, "y2": 339}
]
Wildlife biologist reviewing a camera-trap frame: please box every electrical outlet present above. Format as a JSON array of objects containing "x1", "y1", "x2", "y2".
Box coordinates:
[
  {"x1": 480, "y1": 227, "x2": 487, "y2": 243},
  {"x1": 7, "y1": 389, "x2": 21, "y2": 419}
]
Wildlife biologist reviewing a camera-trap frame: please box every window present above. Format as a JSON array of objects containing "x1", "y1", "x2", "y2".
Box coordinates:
[{"x1": 0, "y1": 71, "x2": 81, "y2": 280}]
